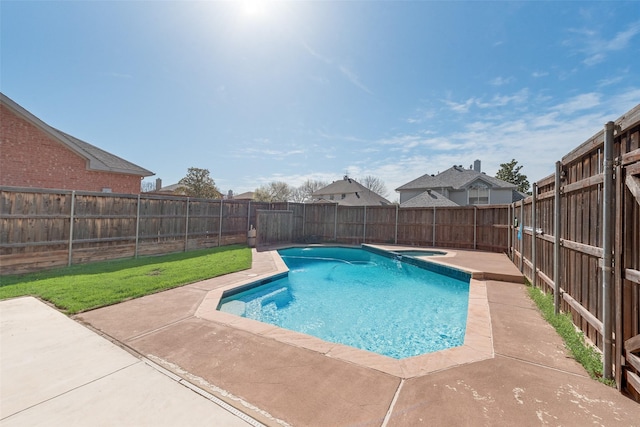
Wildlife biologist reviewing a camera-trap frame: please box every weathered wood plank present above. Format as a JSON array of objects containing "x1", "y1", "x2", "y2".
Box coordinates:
[
  {"x1": 625, "y1": 268, "x2": 640, "y2": 285},
  {"x1": 561, "y1": 239, "x2": 603, "y2": 258},
  {"x1": 562, "y1": 104, "x2": 640, "y2": 165},
  {"x1": 621, "y1": 148, "x2": 640, "y2": 166},
  {"x1": 561, "y1": 174, "x2": 604, "y2": 194},
  {"x1": 627, "y1": 352, "x2": 640, "y2": 373},
  {"x1": 626, "y1": 175, "x2": 640, "y2": 206},
  {"x1": 626, "y1": 370, "x2": 640, "y2": 398},
  {"x1": 561, "y1": 288, "x2": 604, "y2": 335},
  {"x1": 627, "y1": 334, "x2": 640, "y2": 353}
]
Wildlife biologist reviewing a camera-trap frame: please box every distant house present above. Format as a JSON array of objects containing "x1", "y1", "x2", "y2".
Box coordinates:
[
  {"x1": 312, "y1": 176, "x2": 391, "y2": 206},
  {"x1": 149, "y1": 182, "x2": 185, "y2": 196},
  {"x1": 231, "y1": 191, "x2": 255, "y2": 201},
  {"x1": 396, "y1": 160, "x2": 520, "y2": 207},
  {"x1": 0, "y1": 93, "x2": 153, "y2": 194}
]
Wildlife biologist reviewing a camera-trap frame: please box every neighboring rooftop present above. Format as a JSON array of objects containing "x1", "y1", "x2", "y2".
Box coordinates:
[
  {"x1": 312, "y1": 176, "x2": 391, "y2": 206},
  {"x1": 400, "y1": 189, "x2": 459, "y2": 208}
]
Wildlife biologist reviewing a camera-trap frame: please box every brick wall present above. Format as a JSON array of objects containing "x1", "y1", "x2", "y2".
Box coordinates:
[{"x1": 0, "y1": 104, "x2": 142, "y2": 194}]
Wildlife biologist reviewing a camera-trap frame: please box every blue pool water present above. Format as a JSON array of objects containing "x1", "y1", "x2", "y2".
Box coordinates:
[{"x1": 218, "y1": 247, "x2": 470, "y2": 359}]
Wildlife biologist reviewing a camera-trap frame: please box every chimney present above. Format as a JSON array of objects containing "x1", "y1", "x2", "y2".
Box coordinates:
[
  {"x1": 474, "y1": 160, "x2": 481, "y2": 173},
  {"x1": 155, "y1": 178, "x2": 162, "y2": 191}
]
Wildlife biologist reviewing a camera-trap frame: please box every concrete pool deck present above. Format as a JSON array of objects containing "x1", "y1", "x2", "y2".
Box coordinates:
[{"x1": 4, "y1": 246, "x2": 639, "y2": 426}]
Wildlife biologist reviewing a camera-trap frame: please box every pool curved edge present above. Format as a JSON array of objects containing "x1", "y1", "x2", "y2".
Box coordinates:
[{"x1": 194, "y1": 245, "x2": 494, "y2": 380}]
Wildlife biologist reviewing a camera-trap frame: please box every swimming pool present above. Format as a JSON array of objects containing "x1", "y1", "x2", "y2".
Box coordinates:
[
  {"x1": 218, "y1": 246, "x2": 470, "y2": 359},
  {"x1": 218, "y1": 247, "x2": 469, "y2": 359}
]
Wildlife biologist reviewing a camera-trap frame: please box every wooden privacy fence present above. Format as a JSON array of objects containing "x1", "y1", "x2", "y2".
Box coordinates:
[
  {"x1": 256, "y1": 204, "x2": 509, "y2": 251},
  {"x1": 512, "y1": 104, "x2": 640, "y2": 400},
  {"x1": 0, "y1": 188, "x2": 274, "y2": 274},
  {"x1": 1, "y1": 187, "x2": 511, "y2": 275}
]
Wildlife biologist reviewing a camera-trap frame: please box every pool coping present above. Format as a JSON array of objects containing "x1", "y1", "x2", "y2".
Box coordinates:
[{"x1": 195, "y1": 245, "x2": 494, "y2": 379}]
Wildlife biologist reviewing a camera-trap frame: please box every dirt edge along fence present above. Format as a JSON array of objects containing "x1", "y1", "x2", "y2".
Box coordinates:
[{"x1": 511, "y1": 103, "x2": 640, "y2": 400}]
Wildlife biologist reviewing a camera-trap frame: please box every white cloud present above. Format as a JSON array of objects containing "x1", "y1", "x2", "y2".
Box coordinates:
[
  {"x1": 489, "y1": 76, "x2": 514, "y2": 86},
  {"x1": 405, "y1": 108, "x2": 436, "y2": 124},
  {"x1": 302, "y1": 40, "x2": 372, "y2": 95},
  {"x1": 368, "y1": 88, "x2": 639, "y2": 194},
  {"x1": 565, "y1": 20, "x2": 640, "y2": 66},
  {"x1": 531, "y1": 71, "x2": 549, "y2": 78},
  {"x1": 236, "y1": 147, "x2": 304, "y2": 158},
  {"x1": 338, "y1": 65, "x2": 373, "y2": 95},
  {"x1": 444, "y1": 89, "x2": 528, "y2": 112},
  {"x1": 551, "y1": 92, "x2": 601, "y2": 114},
  {"x1": 443, "y1": 98, "x2": 476, "y2": 113}
]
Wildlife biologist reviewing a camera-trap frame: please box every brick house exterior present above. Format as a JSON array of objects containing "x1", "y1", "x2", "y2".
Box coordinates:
[{"x1": 0, "y1": 93, "x2": 153, "y2": 193}]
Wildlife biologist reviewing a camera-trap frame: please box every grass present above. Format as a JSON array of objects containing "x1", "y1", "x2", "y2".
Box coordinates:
[
  {"x1": 0, "y1": 245, "x2": 252, "y2": 314},
  {"x1": 526, "y1": 283, "x2": 615, "y2": 386}
]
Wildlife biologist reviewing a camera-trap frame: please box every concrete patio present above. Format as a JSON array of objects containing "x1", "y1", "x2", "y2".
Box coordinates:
[{"x1": 3, "y1": 246, "x2": 639, "y2": 426}]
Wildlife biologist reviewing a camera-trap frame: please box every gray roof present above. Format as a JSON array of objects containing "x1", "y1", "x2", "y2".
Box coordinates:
[
  {"x1": 154, "y1": 183, "x2": 183, "y2": 193},
  {"x1": 395, "y1": 173, "x2": 449, "y2": 191},
  {"x1": 233, "y1": 191, "x2": 255, "y2": 200},
  {"x1": 1, "y1": 93, "x2": 154, "y2": 177},
  {"x1": 396, "y1": 165, "x2": 515, "y2": 192},
  {"x1": 400, "y1": 190, "x2": 459, "y2": 208},
  {"x1": 312, "y1": 177, "x2": 391, "y2": 206},
  {"x1": 435, "y1": 166, "x2": 515, "y2": 190},
  {"x1": 512, "y1": 189, "x2": 528, "y2": 202}
]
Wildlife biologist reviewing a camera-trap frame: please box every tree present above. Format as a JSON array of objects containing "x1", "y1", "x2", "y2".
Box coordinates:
[
  {"x1": 294, "y1": 179, "x2": 329, "y2": 202},
  {"x1": 140, "y1": 181, "x2": 155, "y2": 193},
  {"x1": 359, "y1": 175, "x2": 389, "y2": 197},
  {"x1": 495, "y1": 159, "x2": 530, "y2": 194},
  {"x1": 254, "y1": 181, "x2": 293, "y2": 202},
  {"x1": 177, "y1": 167, "x2": 222, "y2": 198}
]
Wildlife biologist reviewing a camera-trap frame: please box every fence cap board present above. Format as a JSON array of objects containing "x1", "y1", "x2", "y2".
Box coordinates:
[{"x1": 562, "y1": 104, "x2": 640, "y2": 166}]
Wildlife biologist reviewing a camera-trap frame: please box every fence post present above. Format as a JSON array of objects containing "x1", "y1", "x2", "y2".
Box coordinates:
[
  {"x1": 135, "y1": 194, "x2": 141, "y2": 258},
  {"x1": 218, "y1": 199, "x2": 224, "y2": 247},
  {"x1": 302, "y1": 203, "x2": 306, "y2": 239},
  {"x1": 602, "y1": 121, "x2": 615, "y2": 380},
  {"x1": 532, "y1": 183, "x2": 537, "y2": 287},
  {"x1": 432, "y1": 206, "x2": 436, "y2": 247},
  {"x1": 554, "y1": 161, "x2": 562, "y2": 314},
  {"x1": 507, "y1": 203, "x2": 512, "y2": 260},
  {"x1": 334, "y1": 203, "x2": 338, "y2": 241},
  {"x1": 394, "y1": 204, "x2": 398, "y2": 244},
  {"x1": 67, "y1": 190, "x2": 76, "y2": 266},
  {"x1": 247, "y1": 201, "x2": 251, "y2": 230},
  {"x1": 184, "y1": 198, "x2": 190, "y2": 252},
  {"x1": 519, "y1": 199, "x2": 524, "y2": 272},
  {"x1": 363, "y1": 205, "x2": 367, "y2": 243},
  {"x1": 473, "y1": 206, "x2": 477, "y2": 250},
  {"x1": 614, "y1": 162, "x2": 624, "y2": 389}
]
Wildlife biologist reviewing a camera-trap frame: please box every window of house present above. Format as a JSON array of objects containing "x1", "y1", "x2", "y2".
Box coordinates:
[
  {"x1": 329, "y1": 195, "x2": 334, "y2": 200},
  {"x1": 341, "y1": 194, "x2": 346, "y2": 199},
  {"x1": 468, "y1": 183, "x2": 489, "y2": 205}
]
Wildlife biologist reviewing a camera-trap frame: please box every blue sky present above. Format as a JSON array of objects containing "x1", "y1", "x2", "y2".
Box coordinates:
[{"x1": 2, "y1": 1, "x2": 639, "y2": 199}]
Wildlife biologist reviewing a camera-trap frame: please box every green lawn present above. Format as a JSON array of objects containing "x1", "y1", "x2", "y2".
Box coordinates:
[{"x1": 0, "y1": 245, "x2": 252, "y2": 314}]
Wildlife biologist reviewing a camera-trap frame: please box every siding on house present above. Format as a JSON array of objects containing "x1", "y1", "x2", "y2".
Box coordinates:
[{"x1": 0, "y1": 94, "x2": 153, "y2": 193}]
